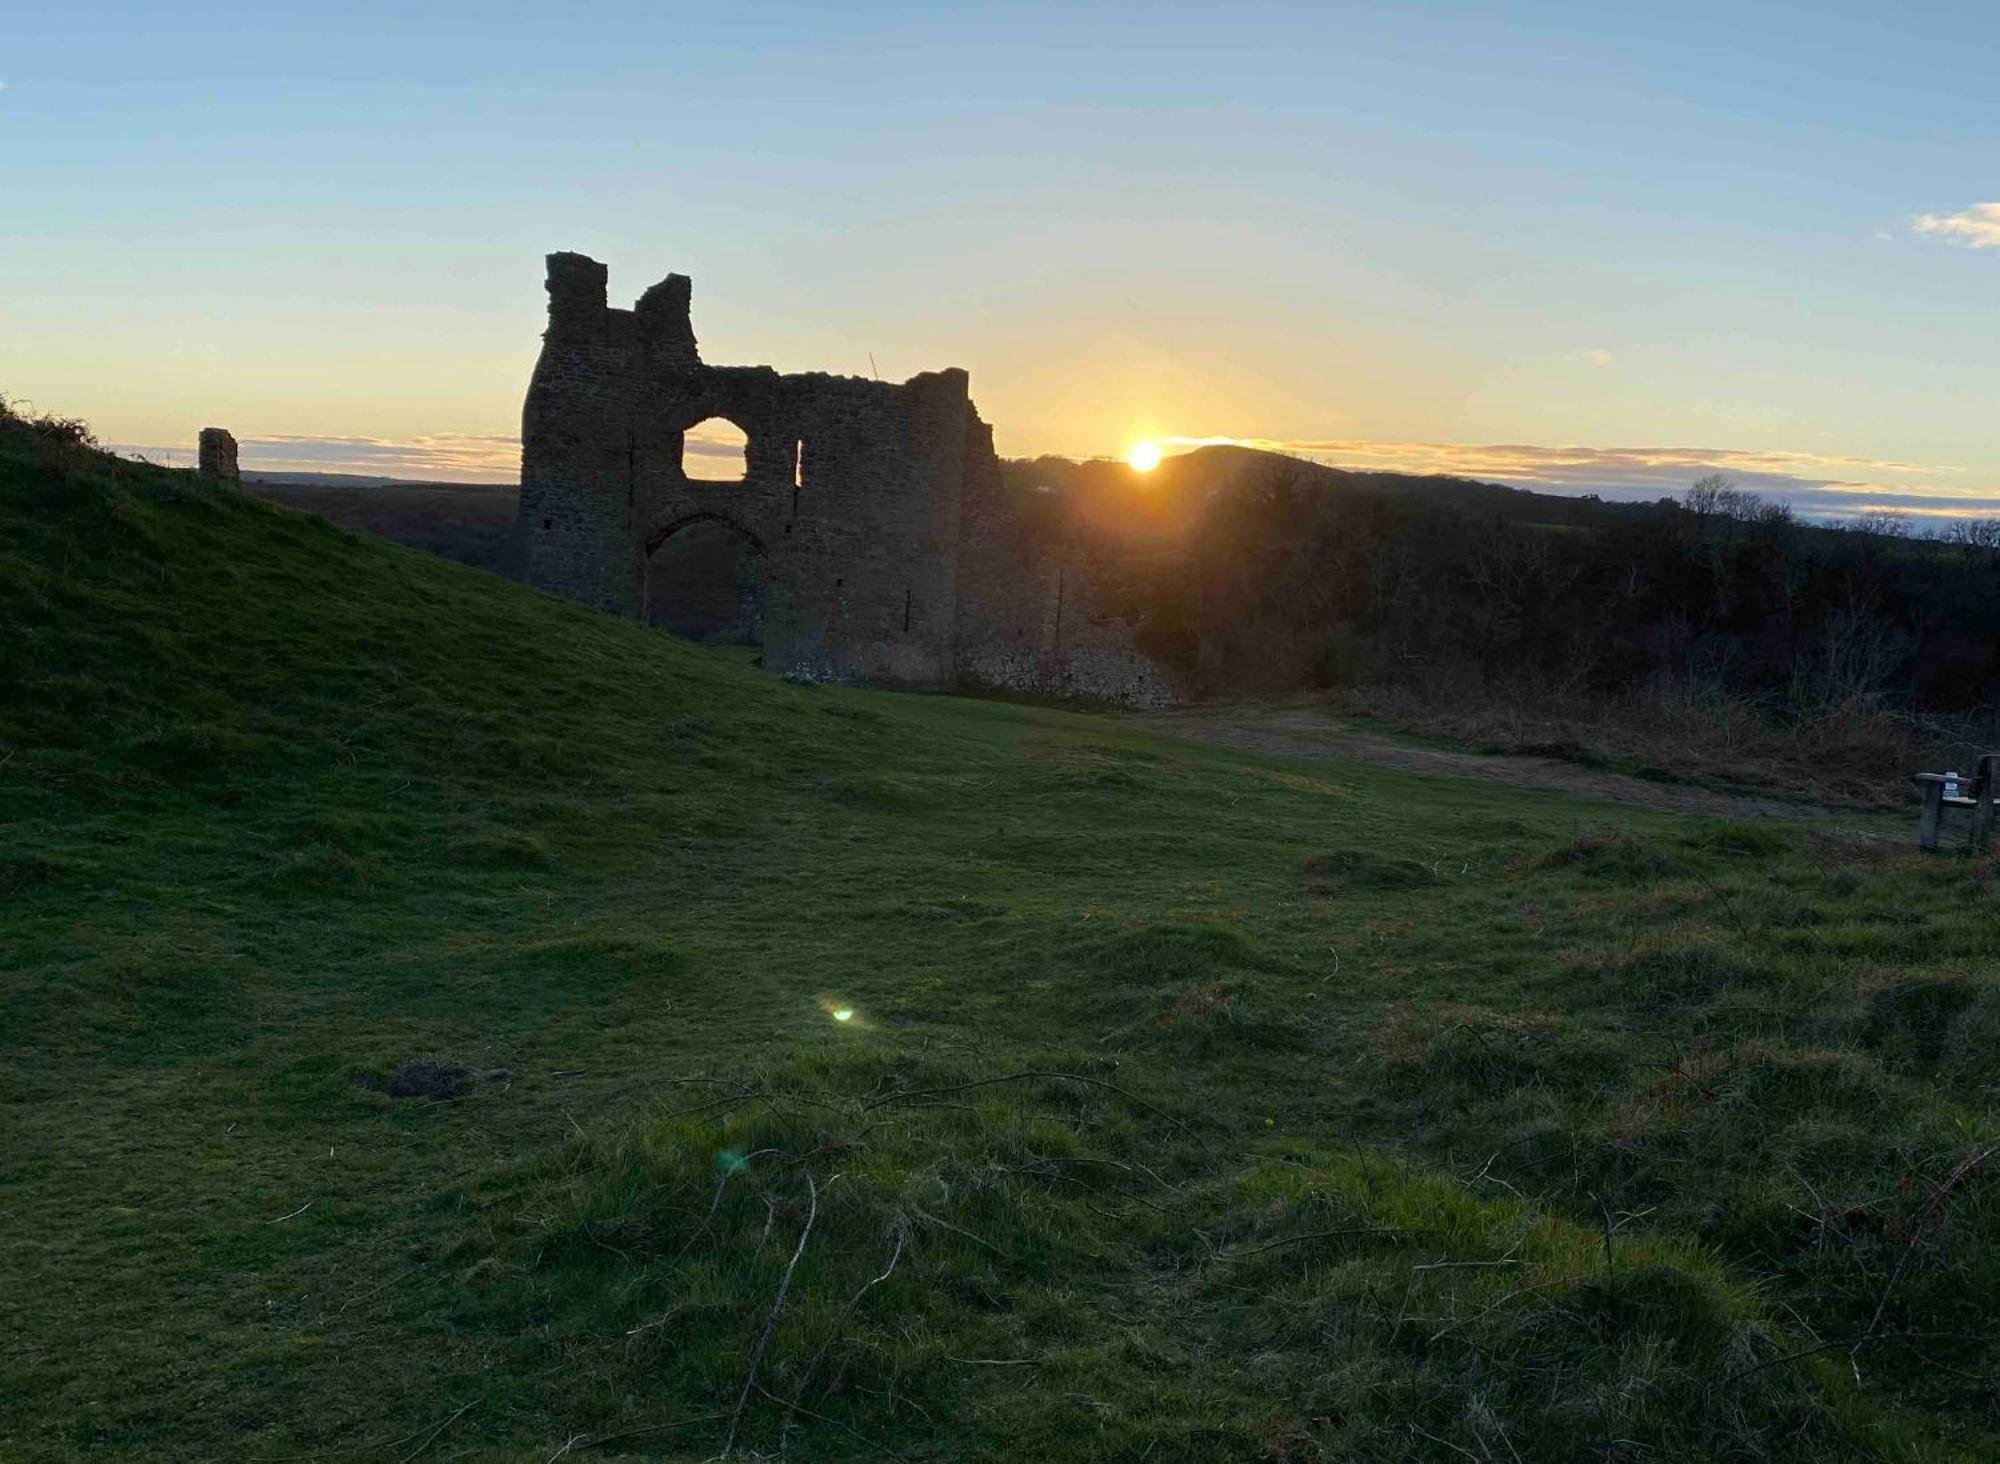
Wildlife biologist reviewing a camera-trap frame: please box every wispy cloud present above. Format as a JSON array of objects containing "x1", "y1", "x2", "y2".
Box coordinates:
[
  {"x1": 1912, "y1": 202, "x2": 2000, "y2": 249},
  {"x1": 1584, "y1": 348, "x2": 1614, "y2": 367},
  {"x1": 111, "y1": 419, "x2": 754, "y2": 483},
  {"x1": 113, "y1": 432, "x2": 520, "y2": 481}
]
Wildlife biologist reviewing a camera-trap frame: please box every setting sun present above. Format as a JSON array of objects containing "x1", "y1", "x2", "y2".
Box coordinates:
[{"x1": 1126, "y1": 440, "x2": 1162, "y2": 472}]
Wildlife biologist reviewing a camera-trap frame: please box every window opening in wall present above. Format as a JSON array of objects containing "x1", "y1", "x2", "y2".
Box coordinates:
[
  {"x1": 683, "y1": 418, "x2": 749, "y2": 482},
  {"x1": 542, "y1": 518, "x2": 553, "y2": 530},
  {"x1": 793, "y1": 438, "x2": 804, "y2": 487},
  {"x1": 903, "y1": 588, "x2": 913, "y2": 632}
]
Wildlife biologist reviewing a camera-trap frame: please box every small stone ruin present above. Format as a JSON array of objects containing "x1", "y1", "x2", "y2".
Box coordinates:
[{"x1": 198, "y1": 427, "x2": 240, "y2": 483}]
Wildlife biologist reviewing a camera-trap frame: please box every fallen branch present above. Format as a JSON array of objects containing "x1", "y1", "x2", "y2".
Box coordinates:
[
  {"x1": 1725, "y1": 1337, "x2": 1849, "y2": 1385},
  {"x1": 787, "y1": 1227, "x2": 906, "y2": 1417},
  {"x1": 1412, "y1": 1258, "x2": 1520, "y2": 1271},
  {"x1": 1408, "y1": 1421, "x2": 1483, "y2": 1462},
  {"x1": 1427, "y1": 1271, "x2": 1589, "y2": 1344},
  {"x1": 1029, "y1": 1154, "x2": 1172, "y2": 1188},
  {"x1": 946, "y1": 1355, "x2": 1039, "y2": 1366},
  {"x1": 672, "y1": 1147, "x2": 783, "y2": 1267},
  {"x1": 912, "y1": 1206, "x2": 999, "y2": 1254},
  {"x1": 1851, "y1": 1140, "x2": 2000, "y2": 1364},
  {"x1": 575, "y1": 1411, "x2": 730, "y2": 1451},
  {"x1": 337, "y1": 1266, "x2": 413, "y2": 1314},
  {"x1": 750, "y1": 1381, "x2": 906, "y2": 1461},
  {"x1": 393, "y1": 1398, "x2": 480, "y2": 1463},
  {"x1": 1220, "y1": 1226, "x2": 1398, "y2": 1261},
  {"x1": 724, "y1": 1171, "x2": 834, "y2": 1457},
  {"x1": 1726, "y1": 1326, "x2": 1998, "y2": 1386}
]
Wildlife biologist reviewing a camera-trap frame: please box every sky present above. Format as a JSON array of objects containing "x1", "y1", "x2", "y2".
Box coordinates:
[{"x1": 3, "y1": 2, "x2": 1997, "y2": 518}]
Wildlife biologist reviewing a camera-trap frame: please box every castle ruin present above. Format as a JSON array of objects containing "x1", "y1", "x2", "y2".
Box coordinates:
[{"x1": 511, "y1": 253, "x2": 1169, "y2": 702}]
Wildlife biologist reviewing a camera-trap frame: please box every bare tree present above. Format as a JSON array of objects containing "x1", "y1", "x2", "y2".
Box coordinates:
[
  {"x1": 1845, "y1": 509, "x2": 1912, "y2": 538},
  {"x1": 1942, "y1": 517, "x2": 2000, "y2": 569},
  {"x1": 1684, "y1": 473, "x2": 1730, "y2": 525}
]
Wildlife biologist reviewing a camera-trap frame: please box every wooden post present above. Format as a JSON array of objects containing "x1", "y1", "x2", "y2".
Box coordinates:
[
  {"x1": 1975, "y1": 754, "x2": 1999, "y2": 851},
  {"x1": 1918, "y1": 777, "x2": 1945, "y2": 852}
]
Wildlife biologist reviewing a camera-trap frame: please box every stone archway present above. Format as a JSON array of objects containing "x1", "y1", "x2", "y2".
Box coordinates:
[{"x1": 643, "y1": 513, "x2": 767, "y2": 644}]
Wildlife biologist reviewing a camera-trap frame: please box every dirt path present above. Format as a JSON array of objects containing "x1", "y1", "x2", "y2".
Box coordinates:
[{"x1": 1132, "y1": 703, "x2": 1838, "y2": 821}]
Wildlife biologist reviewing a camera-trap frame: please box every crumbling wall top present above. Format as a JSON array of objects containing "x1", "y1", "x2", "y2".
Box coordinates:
[
  {"x1": 545, "y1": 251, "x2": 608, "y2": 315},
  {"x1": 635, "y1": 272, "x2": 698, "y2": 363}
]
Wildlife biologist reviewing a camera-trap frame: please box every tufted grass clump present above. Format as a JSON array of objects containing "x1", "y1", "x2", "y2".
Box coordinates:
[{"x1": 457, "y1": 1052, "x2": 1860, "y2": 1462}]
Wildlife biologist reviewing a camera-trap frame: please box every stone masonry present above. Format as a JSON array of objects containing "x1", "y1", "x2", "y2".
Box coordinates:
[
  {"x1": 198, "y1": 427, "x2": 240, "y2": 482},
  {"x1": 510, "y1": 252, "x2": 1171, "y2": 702}
]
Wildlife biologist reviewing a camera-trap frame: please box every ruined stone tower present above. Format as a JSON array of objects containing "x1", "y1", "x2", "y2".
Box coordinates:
[
  {"x1": 511, "y1": 253, "x2": 1170, "y2": 701},
  {"x1": 198, "y1": 427, "x2": 239, "y2": 482}
]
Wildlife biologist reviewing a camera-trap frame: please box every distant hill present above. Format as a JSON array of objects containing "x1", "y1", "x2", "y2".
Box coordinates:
[
  {"x1": 242, "y1": 469, "x2": 518, "y2": 489},
  {"x1": 1004, "y1": 443, "x2": 1658, "y2": 543},
  {"x1": 233, "y1": 448, "x2": 1969, "y2": 721},
  {"x1": 232, "y1": 447, "x2": 1652, "y2": 582}
]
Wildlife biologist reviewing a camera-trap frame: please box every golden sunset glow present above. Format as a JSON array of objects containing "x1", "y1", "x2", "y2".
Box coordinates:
[{"x1": 1126, "y1": 440, "x2": 1162, "y2": 472}]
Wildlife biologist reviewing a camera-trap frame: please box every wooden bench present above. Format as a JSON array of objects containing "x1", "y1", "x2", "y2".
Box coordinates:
[{"x1": 1914, "y1": 752, "x2": 1999, "y2": 852}]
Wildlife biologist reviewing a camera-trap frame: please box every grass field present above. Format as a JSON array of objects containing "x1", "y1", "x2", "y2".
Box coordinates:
[{"x1": 4, "y1": 415, "x2": 1998, "y2": 1461}]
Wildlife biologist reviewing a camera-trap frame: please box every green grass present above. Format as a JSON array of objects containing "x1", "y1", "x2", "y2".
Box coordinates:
[{"x1": 4, "y1": 418, "x2": 1999, "y2": 1460}]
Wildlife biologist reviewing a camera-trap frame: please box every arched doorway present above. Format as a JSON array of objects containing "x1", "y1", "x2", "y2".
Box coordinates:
[{"x1": 644, "y1": 516, "x2": 766, "y2": 644}]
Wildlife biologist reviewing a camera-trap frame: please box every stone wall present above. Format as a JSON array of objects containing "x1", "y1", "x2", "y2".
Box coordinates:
[
  {"x1": 510, "y1": 252, "x2": 1174, "y2": 702},
  {"x1": 950, "y1": 416, "x2": 1175, "y2": 705}
]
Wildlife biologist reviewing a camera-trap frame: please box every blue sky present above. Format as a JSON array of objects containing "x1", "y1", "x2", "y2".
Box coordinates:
[{"x1": 3, "y1": 2, "x2": 1996, "y2": 515}]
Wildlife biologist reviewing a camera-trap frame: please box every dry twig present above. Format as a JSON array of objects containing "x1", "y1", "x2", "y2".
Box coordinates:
[
  {"x1": 393, "y1": 1398, "x2": 480, "y2": 1463},
  {"x1": 1220, "y1": 1226, "x2": 1398, "y2": 1261},
  {"x1": 787, "y1": 1227, "x2": 906, "y2": 1416},
  {"x1": 723, "y1": 1171, "x2": 835, "y2": 1457},
  {"x1": 1851, "y1": 1140, "x2": 2000, "y2": 1365}
]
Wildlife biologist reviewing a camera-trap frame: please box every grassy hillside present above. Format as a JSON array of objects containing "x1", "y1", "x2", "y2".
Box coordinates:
[
  {"x1": 4, "y1": 414, "x2": 1998, "y2": 1461},
  {"x1": 242, "y1": 475, "x2": 518, "y2": 577}
]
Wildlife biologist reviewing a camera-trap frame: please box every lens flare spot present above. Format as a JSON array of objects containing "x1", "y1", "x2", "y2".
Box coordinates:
[{"x1": 817, "y1": 993, "x2": 869, "y2": 1028}]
